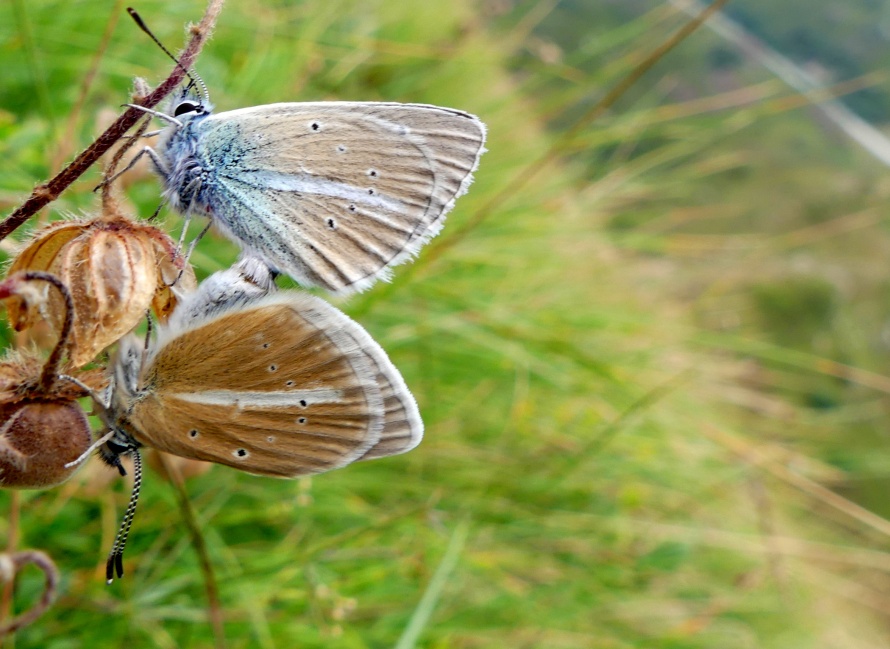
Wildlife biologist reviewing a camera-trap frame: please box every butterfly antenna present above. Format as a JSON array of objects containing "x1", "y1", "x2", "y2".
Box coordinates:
[
  {"x1": 192, "y1": 70, "x2": 211, "y2": 105},
  {"x1": 126, "y1": 7, "x2": 199, "y2": 91},
  {"x1": 106, "y1": 449, "x2": 143, "y2": 584}
]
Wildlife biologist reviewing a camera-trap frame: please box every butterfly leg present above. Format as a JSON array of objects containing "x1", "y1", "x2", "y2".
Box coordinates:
[
  {"x1": 96, "y1": 146, "x2": 168, "y2": 192},
  {"x1": 147, "y1": 198, "x2": 168, "y2": 222},
  {"x1": 58, "y1": 374, "x2": 110, "y2": 408},
  {"x1": 165, "y1": 218, "x2": 211, "y2": 289},
  {"x1": 172, "y1": 176, "x2": 205, "y2": 251},
  {"x1": 176, "y1": 212, "x2": 192, "y2": 251},
  {"x1": 63, "y1": 430, "x2": 115, "y2": 470},
  {"x1": 181, "y1": 219, "x2": 213, "y2": 267},
  {"x1": 137, "y1": 310, "x2": 158, "y2": 374},
  {"x1": 57, "y1": 374, "x2": 119, "y2": 469}
]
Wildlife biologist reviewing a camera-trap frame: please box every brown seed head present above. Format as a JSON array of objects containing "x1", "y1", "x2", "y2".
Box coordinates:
[{"x1": 7, "y1": 207, "x2": 196, "y2": 367}]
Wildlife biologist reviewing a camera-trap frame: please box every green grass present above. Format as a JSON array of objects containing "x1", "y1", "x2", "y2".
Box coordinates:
[{"x1": 2, "y1": 1, "x2": 890, "y2": 647}]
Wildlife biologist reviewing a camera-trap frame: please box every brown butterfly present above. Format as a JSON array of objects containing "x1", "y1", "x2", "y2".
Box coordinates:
[{"x1": 91, "y1": 258, "x2": 422, "y2": 581}]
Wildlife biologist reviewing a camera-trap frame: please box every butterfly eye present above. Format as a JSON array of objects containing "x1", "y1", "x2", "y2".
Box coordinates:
[{"x1": 173, "y1": 101, "x2": 203, "y2": 117}]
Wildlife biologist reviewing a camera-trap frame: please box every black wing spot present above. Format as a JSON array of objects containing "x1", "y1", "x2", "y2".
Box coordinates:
[
  {"x1": 327, "y1": 218, "x2": 336, "y2": 229},
  {"x1": 188, "y1": 429, "x2": 199, "y2": 439},
  {"x1": 285, "y1": 380, "x2": 295, "y2": 387},
  {"x1": 298, "y1": 417, "x2": 307, "y2": 424},
  {"x1": 337, "y1": 144, "x2": 347, "y2": 153},
  {"x1": 262, "y1": 342, "x2": 271, "y2": 349},
  {"x1": 299, "y1": 399, "x2": 308, "y2": 407},
  {"x1": 368, "y1": 169, "x2": 378, "y2": 177},
  {"x1": 348, "y1": 204, "x2": 356, "y2": 212},
  {"x1": 310, "y1": 122, "x2": 321, "y2": 131},
  {"x1": 235, "y1": 448, "x2": 249, "y2": 458},
  {"x1": 367, "y1": 188, "x2": 375, "y2": 195},
  {"x1": 268, "y1": 364, "x2": 278, "y2": 372},
  {"x1": 267, "y1": 435, "x2": 276, "y2": 443}
]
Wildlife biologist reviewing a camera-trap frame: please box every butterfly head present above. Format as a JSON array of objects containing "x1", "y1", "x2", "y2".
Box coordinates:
[
  {"x1": 168, "y1": 81, "x2": 213, "y2": 123},
  {"x1": 98, "y1": 429, "x2": 140, "y2": 476},
  {"x1": 86, "y1": 335, "x2": 150, "y2": 478}
]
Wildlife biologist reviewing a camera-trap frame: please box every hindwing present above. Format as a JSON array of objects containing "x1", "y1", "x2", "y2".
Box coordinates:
[{"x1": 125, "y1": 293, "x2": 387, "y2": 477}]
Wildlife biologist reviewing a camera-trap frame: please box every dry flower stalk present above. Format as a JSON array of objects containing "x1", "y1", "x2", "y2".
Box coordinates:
[{"x1": 0, "y1": 0, "x2": 226, "y2": 241}]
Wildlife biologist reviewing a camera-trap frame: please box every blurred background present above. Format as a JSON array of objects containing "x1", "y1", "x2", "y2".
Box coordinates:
[{"x1": 3, "y1": 0, "x2": 890, "y2": 646}]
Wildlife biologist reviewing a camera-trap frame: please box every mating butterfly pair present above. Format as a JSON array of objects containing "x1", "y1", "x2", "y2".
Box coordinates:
[{"x1": 89, "y1": 88, "x2": 486, "y2": 580}]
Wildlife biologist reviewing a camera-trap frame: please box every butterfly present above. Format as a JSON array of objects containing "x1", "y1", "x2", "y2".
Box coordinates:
[
  {"x1": 93, "y1": 258, "x2": 423, "y2": 581},
  {"x1": 132, "y1": 90, "x2": 487, "y2": 295}
]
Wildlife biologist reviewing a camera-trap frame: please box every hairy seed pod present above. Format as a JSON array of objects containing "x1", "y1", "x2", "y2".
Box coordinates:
[
  {"x1": 0, "y1": 399, "x2": 92, "y2": 489},
  {"x1": 7, "y1": 196, "x2": 196, "y2": 367}
]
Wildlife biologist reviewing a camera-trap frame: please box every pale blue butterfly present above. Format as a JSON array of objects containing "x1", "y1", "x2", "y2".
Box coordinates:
[{"x1": 130, "y1": 86, "x2": 487, "y2": 295}]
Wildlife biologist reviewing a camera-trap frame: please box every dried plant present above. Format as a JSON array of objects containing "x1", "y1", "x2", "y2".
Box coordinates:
[
  {"x1": 0, "y1": 550, "x2": 60, "y2": 637},
  {"x1": 0, "y1": 272, "x2": 100, "y2": 489},
  {"x1": 7, "y1": 196, "x2": 196, "y2": 367}
]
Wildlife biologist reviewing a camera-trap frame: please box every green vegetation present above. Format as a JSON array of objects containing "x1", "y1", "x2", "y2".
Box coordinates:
[{"x1": 1, "y1": 1, "x2": 890, "y2": 647}]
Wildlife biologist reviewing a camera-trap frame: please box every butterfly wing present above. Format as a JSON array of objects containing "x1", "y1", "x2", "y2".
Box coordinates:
[
  {"x1": 195, "y1": 102, "x2": 486, "y2": 294},
  {"x1": 336, "y1": 331, "x2": 423, "y2": 461},
  {"x1": 124, "y1": 292, "x2": 391, "y2": 477},
  {"x1": 163, "y1": 257, "x2": 422, "y2": 461},
  {"x1": 357, "y1": 346, "x2": 423, "y2": 461}
]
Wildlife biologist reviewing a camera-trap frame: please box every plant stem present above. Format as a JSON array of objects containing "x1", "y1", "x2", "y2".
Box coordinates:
[
  {"x1": 156, "y1": 454, "x2": 226, "y2": 649},
  {"x1": 0, "y1": 0, "x2": 226, "y2": 242}
]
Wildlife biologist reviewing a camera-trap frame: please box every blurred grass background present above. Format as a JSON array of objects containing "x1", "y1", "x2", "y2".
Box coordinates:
[{"x1": 3, "y1": 0, "x2": 890, "y2": 647}]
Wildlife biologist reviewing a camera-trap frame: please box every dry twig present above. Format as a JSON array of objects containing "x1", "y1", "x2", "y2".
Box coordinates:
[{"x1": 0, "y1": 0, "x2": 226, "y2": 242}]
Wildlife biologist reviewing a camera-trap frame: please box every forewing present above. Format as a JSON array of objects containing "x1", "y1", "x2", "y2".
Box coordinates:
[
  {"x1": 126, "y1": 293, "x2": 385, "y2": 477},
  {"x1": 200, "y1": 102, "x2": 486, "y2": 294}
]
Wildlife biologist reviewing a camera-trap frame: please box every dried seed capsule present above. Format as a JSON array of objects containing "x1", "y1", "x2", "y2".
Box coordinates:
[
  {"x1": 0, "y1": 400, "x2": 92, "y2": 489},
  {"x1": 7, "y1": 197, "x2": 195, "y2": 367}
]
